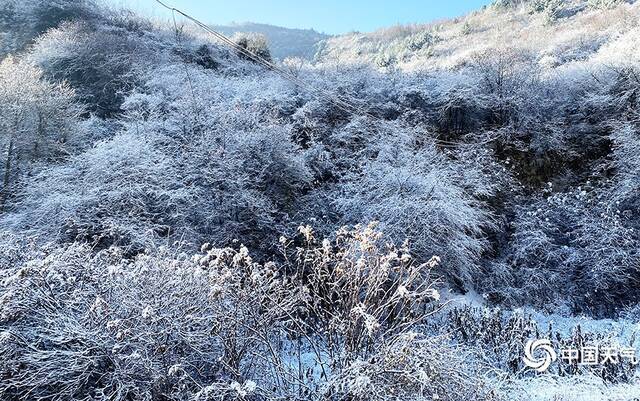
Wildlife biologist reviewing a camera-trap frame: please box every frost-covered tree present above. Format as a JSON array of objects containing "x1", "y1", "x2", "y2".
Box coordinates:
[
  {"x1": 0, "y1": 0, "x2": 96, "y2": 56},
  {"x1": 232, "y1": 32, "x2": 273, "y2": 63},
  {"x1": 0, "y1": 56, "x2": 80, "y2": 210},
  {"x1": 471, "y1": 48, "x2": 538, "y2": 127}
]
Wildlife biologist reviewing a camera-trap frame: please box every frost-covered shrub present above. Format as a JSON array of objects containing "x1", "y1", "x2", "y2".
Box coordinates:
[
  {"x1": 28, "y1": 19, "x2": 163, "y2": 117},
  {"x1": 27, "y1": 9, "x2": 233, "y2": 118},
  {"x1": 446, "y1": 306, "x2": 540, "y2": 372},
  {"x1": 325, "y1": 333, "x2": 499, "y2": 401},
  {"x1": 8, "y1": 131, "x2": 195, "y2": 250},
  {"x1": 139, "y1": 65, "x2": 312, "y2": 249},
  {"x1": 587, "y1": 0, "x2": 624, "y2": 10},
  {"x1": 404, "y1": 31, "x2": 439, "y2": 52},
  {"x1": 0, "y1": 232, "x2": 38, "y2": 276},
  {"x1": 375, "y1": 52, "x2": 396, "y2": 68},
  {"x1": 470, "y1": 48, "x2": 538, "y2": 127},
  {"x1": 0, "y1": 244, "x2": 220, "y2": 400},
  {"x1": 479, "y1": 193, "x2": 578, "y2": 309},
  {"x1": 6, "y1": 59, "x2": 312, "y2": 251},
  {"x1": 232, "y1": 32, "x2": 272, "y2": 63},
  {"x1": 620, "y1": 303, "x2": 640, "y2": 320},
  {"x1": 433, "y1": 80, "x2": 487, "y2": 135},
  {"x1": 530, "y1": 0, "x2": 563, "y2": 23},
  {"x1": 334, "y1": 128, "x2": 492, "y2": 287},
  {"x1": 0, "y1": 55, "x2": 81, "y2": 209},
  {"x1": 195, "y1": 223, "x2": 497, "y2": 401},
  {"x1": 480, "y1": 179, "x2": 640, "y2": 315},
  {"x1": 183, "y1": 121, "x2": 313, "y2": 250},
  {"x1": 0, "y1": 226, "x2": 497, "y2": 401},
  {"x1": 461, "y1": 21, "x2": 474, "y2": 35}
]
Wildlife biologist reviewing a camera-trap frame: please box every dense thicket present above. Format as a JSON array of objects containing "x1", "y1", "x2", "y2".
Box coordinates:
[
  {"x1": 0, "y1": 226, "x2": 499, "y2": 401},
  {"x1": 1, "y1": 0, "x2": 639, "y2": 399},
  {"x1": 0, "y1": 0, "x2": 638, "y2": 312}
]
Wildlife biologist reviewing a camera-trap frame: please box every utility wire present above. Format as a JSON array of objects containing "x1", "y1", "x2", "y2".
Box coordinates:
[
  {"x1": 152, "y1": 0, "x2": 484, "y2": 149},
  {"x1": 154, "y1": 0, "x2": 371, "y2": 117}
]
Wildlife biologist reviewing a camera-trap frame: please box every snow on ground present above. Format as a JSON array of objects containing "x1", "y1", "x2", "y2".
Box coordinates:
[
  {"x1": 443, "y1": 289, "x2": 640, "y2": 342},
  {"x1": 504, "y1": 374, "x2": 640, "y2": 401},
  {"x1": 442, "y1": 290, "x2": 640, "y2": 401}
]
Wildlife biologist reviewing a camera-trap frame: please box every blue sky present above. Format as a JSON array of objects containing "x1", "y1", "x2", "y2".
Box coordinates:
[{"x1": 106, "y1": 0, "x2": 491, "y2": 35}]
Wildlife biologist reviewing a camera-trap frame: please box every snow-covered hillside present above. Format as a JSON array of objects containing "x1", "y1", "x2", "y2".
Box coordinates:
[
  {"x1": 0, "y1": 0, "x2": 639, "y2": 400},
  {"x1": 317, "y1": 0, "x2": 639, "y2": 71}
]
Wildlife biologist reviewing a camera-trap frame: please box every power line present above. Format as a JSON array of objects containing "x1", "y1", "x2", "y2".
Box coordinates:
[
  {"x1": 153, "y1": 0, "x2": 372, "y2": 117},
  {"x1": 152, "y1": 0, "x2": 483, "y2": 149}
]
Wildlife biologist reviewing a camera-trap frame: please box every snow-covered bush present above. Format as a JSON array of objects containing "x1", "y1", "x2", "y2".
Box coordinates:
[
  {"x1": 479, "y1": 193, "x2": 578, "y2": 309},
  {"x1": 27, "y1": 18, "x2": 163, "y2": 117},
  {"x1": 446, "y1": 306, "x2": 539, "y2": 372},
  {"x1": 232, "y1": 32, "x2": 272, "y2": 63},
  {"x1": 179, "y1": 120, "x2": 312, "y2": 249},
  {"x1": 7, "y1": 131, "x2": 195, "y2": 250},
  {"x1": 470, "y1": 47, "x2": 538, "y2": 127},
  {"x1": 131, "y1": 63, "x2": 312, "y2": 250},
  {"x1": 0, "y1": 55, "x2": 81, "y2": 210},
  {"x1": 0, "y1": 243, "x2": 223, "y2": 400},
  {"x1": 587, "y1": 0, "x2": 624, "y2": 10},
  {"x1": 432, "y1": 79, "x2": 487, "y2": 135},
  {"x1": 530, "y1": 0, "x2": 563, "y2": 24},
  {"x1": 326, "y1": 333, "x2": 499, "y2": 401},
  {"x1": 480, "y1": 179, "x2": 640, "y2": 315},
  {"x1": 404, "y1": 31, "x2": 439, "y2": 52},
  {"x1": 334, "y1": 125, "x2": 492, "y2": 287},
  {"x1": 0, "y1": 226, "x2": 497, "y2": 401},
  {"x1": 6, "y1": 57, "x2": 312, "y2": 251},
  {"x1": 195, "y1": 223, "x2": 497, "y2": 400}
]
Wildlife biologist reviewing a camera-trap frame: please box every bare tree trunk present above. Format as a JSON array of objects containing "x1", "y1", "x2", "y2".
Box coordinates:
[
  {"x1": 33, "y1": 112, "x2": 44, "y2": 160},
  {"x1": 1, "y1": 136, "x2": 14, "y2": 211}
]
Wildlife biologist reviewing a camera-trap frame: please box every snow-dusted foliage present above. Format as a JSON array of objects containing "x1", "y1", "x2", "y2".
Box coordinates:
[
  {"x1": 8, "y1": 131, "x2": 194, "y2": 249},
  {"x1": 333, "y1": 125, "x2": 491, "y2": 286},
  {"x1": 27, "y1": 18, "x2": 168, "y2": 117},
  {"x1": 0, "y1": 226, "x2": 496, "y2": 401},
  {"x1": 0, "y1": 243, "x2": 219, "y2": 400},
  {"x1": 0, "y1": 0, "x2": 97, "y2": 56},
  {"x1": 1, "y1": 0, "x2": 640, "y2": 399},
  {"x1": 0, "y1": 56, "x2": 81, "y2": 209},
  {"x1": 480, "y1": 180, "x2": 640, "y2": 315}
]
